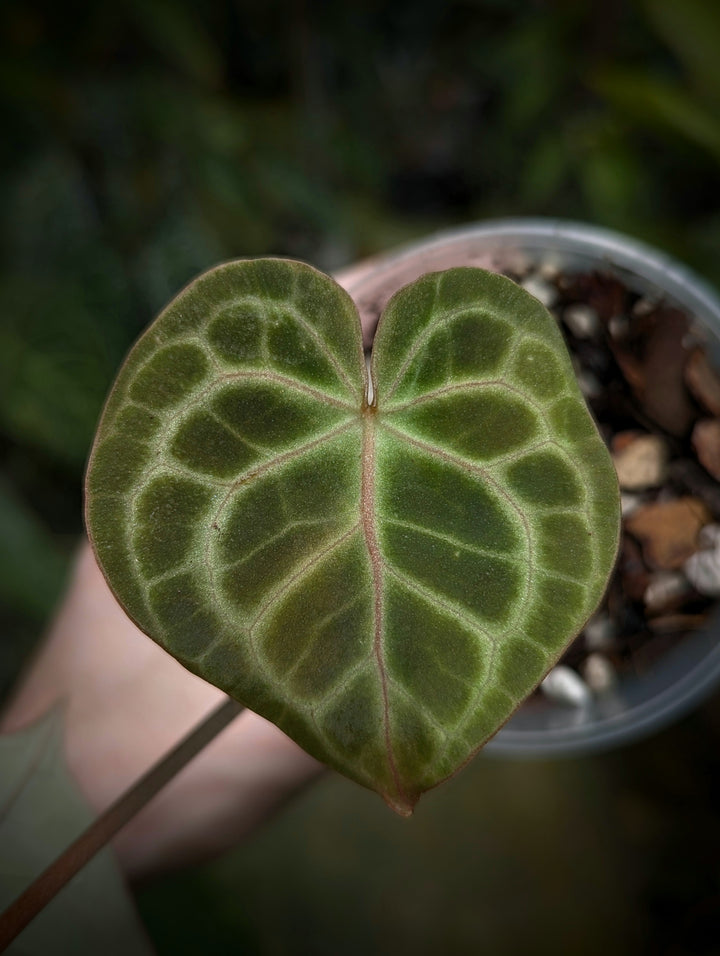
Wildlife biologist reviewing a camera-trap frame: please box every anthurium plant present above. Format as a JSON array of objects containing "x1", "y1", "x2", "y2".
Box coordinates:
[{"x1": 85, "y1": 259, "x2": 621, "y2": 815}]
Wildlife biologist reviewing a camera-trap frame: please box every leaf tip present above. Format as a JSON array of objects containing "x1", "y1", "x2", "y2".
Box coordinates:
[{"x1": 383, "y1": 792, "x2": 417, "y2": 818}]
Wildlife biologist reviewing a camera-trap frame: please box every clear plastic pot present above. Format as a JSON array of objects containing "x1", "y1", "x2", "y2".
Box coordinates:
[{"x1": 341, "y1": 218, "x2": 720, "y2": 757}]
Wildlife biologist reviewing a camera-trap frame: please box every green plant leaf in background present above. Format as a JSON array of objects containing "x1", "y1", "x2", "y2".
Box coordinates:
[
  {"x1": 592, "y1": 69, "x2": 720, "y2": 164},
  {"x1": 126, "y1": 0, "x2": 223, "y2": 88},
  {"x1": 85, "y1": 261, "x2": 620, "y2": 814},
  {"x1": 0, "y1": 714, "x2": 154, "y2": 955},
  {"x1": 644, "y1": 0, "x2": 720, "y2": 98},
  {"x1": 592, "y1": 0, "x2": 720, "y2": 168}
]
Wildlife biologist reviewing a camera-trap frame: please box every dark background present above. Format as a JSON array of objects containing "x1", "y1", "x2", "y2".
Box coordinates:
[{"x1": 2, "y1": 0, "x2": 720, "y2": 952}]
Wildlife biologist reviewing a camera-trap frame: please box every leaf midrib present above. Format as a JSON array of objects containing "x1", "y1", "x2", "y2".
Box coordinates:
[{"x1": 361, "y1": 407, "x2": 407, "y2": 806}]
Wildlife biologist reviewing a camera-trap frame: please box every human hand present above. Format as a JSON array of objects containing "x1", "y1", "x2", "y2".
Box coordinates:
[{"x1": 0, "y1": 541, "x2": 326, "y2": 879}]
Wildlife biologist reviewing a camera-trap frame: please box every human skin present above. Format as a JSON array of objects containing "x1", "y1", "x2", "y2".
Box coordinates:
[{"x1": 1, "y1": 541, "x2": 325, "y2": 879}]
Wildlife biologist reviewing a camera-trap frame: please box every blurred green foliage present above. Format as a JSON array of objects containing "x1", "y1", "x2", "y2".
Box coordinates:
[{"x1": 1, "y1": 0, "x2": 719, "y2": 685}]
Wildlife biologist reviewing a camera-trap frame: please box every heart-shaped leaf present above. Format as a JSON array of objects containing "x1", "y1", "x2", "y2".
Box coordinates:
[{"x1": 85, "y1": 260, "x2": 620, "y2": 813}]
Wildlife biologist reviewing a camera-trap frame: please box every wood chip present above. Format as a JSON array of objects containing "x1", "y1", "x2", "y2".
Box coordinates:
[
  {"x1": 647, "y1": 613, "x2": 709, "y2": 635},
  {"x1": 692, "y1": 418, "x2": 720, "y2": 482},
  {"x1": 668, "y1": 458, "x2": 720, "y2": 517},
  {"x1": 618, "y1": 536, "x2": 651, "y2": 600},
  {"x1": 558, "y1": 271, "x2": 628, "y2": 321},
  {"x1": 612, "y1": 430, "x2": 640, "y2": 454},
  {"x1": 685, "y1": 347, "x2": 720, "y2": 416},
  {"x1": 610, "y1": 308, "x2": 697, "y2": 436},
  {"x1": 625, "y1": 497, "x2": 712, "y2": 569}
]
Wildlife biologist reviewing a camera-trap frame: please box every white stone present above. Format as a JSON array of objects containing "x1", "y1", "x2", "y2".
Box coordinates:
[
  {"x1": 621, "y1": 493, "x2": 643, "y2": 517},
  {"x1": 612, "y1": 434, "x2": 668, "y2": 491},
  {"x1": 581, "y1": 654, "x2": 617, "y2": 694},
  {"x1": 583, "y1": 614, "x2": 615, "y2": 651},
  {"x1": 538, "y1": 256, "x2": 563, "y2": 281},
  {"x1": 563, "y1": 303, "x2": 599, "y2": 339},
  {"x1": 699, "y1": 524, "x2": 720, "y2": 549},
  {"x1": 644, "y1": 571, "x2": 690, "y2": 613},
  {"x1": 576, "y1": 369, "x2": 602, "y2": 399},
  {"x1": 608, "y1": 315, "x2": 629, "y2": 339},
  {"x1": 684, "y1": 524, "x2": 720, "y2": 597},
  {"x1": 633, "y1": 296, "x2": 659, "y2": 317},
  {"x1": 520, "y1": 275, "x2": 558, "y2": 308},
  {"x1": 540, "y1": 666, "x2": 592, "y2": 707}
]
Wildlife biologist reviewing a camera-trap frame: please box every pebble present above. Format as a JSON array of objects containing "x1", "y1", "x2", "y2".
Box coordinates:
[
  {"x1": 520, "y1": 275, "x2": 558, "y2": 308},
  {"x1": 540, "y1": 665, "x2": 592, "y2": 707},
  {"x1": 698, "y1": 524, "x2": 720, "y2": 549},
  {"x1": 608, "y1": 315, "x2": 630, "y2": 339},
  {"x1": 684, "y1": 523, "x2": 720, "y2": 597},
  {"x1": 575, "y1": 368, "x2": 603, "y2": 400},
  {"x1": 583, "y1": 614, "x2": 615, "y2": 651},
  {"x1": 620, "y1": 493, "x2": 643, "y2": 517},
  {"x1": 581, "y1": 654, "x2": 617, "y2": 694},
  {"x1": 612, "y1": 433, "x2": 668, "y2": 491},
  {"x1": 563, "y1": 303, "x2": 599, "y2": 338},
  {"x1": 643, "y1": 571, "x2": 692, "y2": 614},
  {"x1": 538, "y1": 257, "x2": 562, "y2": 281},
  {"x1": 632, "y1": 296, "x2": 660, "y2": 317}
]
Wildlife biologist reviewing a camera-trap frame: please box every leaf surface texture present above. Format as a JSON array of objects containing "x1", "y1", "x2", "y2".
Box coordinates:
[{"x1": 86, "y1": 261, "x2": 620, "y2": 812}]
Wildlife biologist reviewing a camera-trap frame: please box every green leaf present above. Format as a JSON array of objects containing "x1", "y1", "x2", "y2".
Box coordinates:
[
  {"x1": 644, "y1": 0, "x2": 720, "y2": 99},
  {"x1": 85, "y1": 261, "x2": 620, "y2": 813},
  {"x1": 593, "y1": 68, "x2": 720, "y2": 162},
  {"x1": 126, "y1": 0, "x2": 222, "y2": 88},
  {"x1": 0, "y1": 714, "x2": 154, "y2": 954}
]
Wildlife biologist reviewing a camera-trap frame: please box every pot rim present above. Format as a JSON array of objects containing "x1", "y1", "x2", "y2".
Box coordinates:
[{"x1": 346, "y1": 217, "x2": 720, "y2": 327}]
